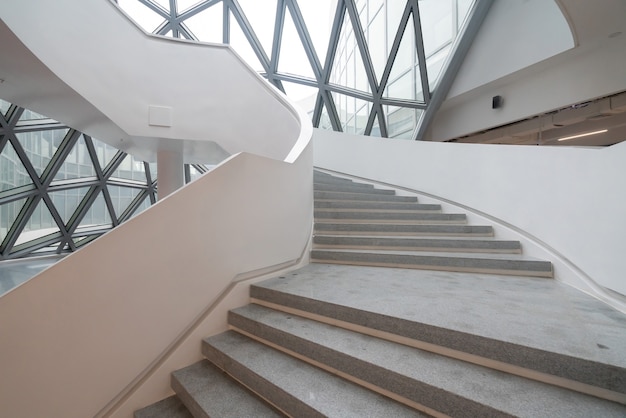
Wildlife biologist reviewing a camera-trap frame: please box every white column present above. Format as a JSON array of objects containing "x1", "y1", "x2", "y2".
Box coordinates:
[{"x1": 157, "y1": 149, "x2": 184, "y2": 200}]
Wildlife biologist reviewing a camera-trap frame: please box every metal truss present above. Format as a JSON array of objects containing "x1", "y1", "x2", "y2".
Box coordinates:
[
  {"x1": 0, "y1": 0, "x2": 490, "y2": 259},
  {"x1": 121, "y1": 0, "x2": 487, "y2": 138},
  {"x1": 0, "y1": 101, "x2": 207, "y2": 260}
]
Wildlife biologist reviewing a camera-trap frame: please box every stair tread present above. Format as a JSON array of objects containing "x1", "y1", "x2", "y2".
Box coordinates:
[
  {"x1": 172, "y1": 360, "x2": 283, "y2": 417},
  {"x1": 203, "y1": 331, "x2": 426, "y2": 418},
  {"x1": 314, "y1": 223, "x2": 493, "y2": 236},
  {"x1": 312, "y1": 248, "x2": 541, "y2": 261},
  {"x1": 251, "y1": 264, "x2": 626, "y2": 395},
  {"x1": 230, "y1": 303, "x2": 626, "y2": 417},
  {"x1": 134, "y1": 395, "x2": 193, "y2": 418}
]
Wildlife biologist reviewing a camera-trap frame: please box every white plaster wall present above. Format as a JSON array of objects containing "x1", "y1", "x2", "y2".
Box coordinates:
[
  {"x1": 430, "y1": 0, "x2": 626, "y2": 141},
  {"x1": 314, "y1": 129, "x2": 626, "y2": 298},
  {"x1": 0, "y1": 0, "x2": 299, "y2": 162},
  {"x1": 0, "y1": 144, "x2": 313, "y2": 418}
]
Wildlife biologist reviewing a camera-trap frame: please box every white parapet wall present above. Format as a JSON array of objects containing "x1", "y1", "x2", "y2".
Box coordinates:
[{"x1": 313, "y1": 129, "x2": 626, "y2": 305}]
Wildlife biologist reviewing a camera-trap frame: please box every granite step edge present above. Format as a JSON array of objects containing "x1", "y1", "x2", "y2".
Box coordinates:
[
  {"x1": 229, "y1": 304, "x2": 626, "y2": 417},
  {"x1": 171, "y1": 360, "x2": 284, "y2": 418},
  {"x1": 248, "y1": 284, "x2": 623, "y2": 399},
  {"x1": 202, "y1": 331, "x2": 428, "y2": 418}
]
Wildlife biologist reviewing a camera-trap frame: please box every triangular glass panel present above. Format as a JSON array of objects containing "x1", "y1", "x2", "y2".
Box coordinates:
[
  {"x1": 281, "y1": 81, "x2": 318, "y2": 115},
  {"x1": 148, "y1": 162, "x2": 158, "y2": 181},
  {"x1": 386, "y1": 0, "x2": 407, "y2": 52},
  {"x1": 342, "y1": 97, "x2": 370, "y2": 135},
  {"x1": 14, "y1": 199, "x2": 61, "y2": 247},
  {"x1": 0, "y1": 198, "x2": 27, "y2": 245},
  {"x1": 382, "y1": 13, "x2": 423, "y2": 102},
  {"x1": 0, "y1": 140, "x2": 33, "y2": 193},
  {"x1": 107, "y1": 185, "x2": 142, "y2": 221},
  {"x1": 229, "y1": 10, "x2": 265, "y2": 72},
  {"x1": 0, "y1": 99, "x2": 10, "y2": 118},
  {"x1": 117, "y1": 0, "x2": 167, "y2": 33},
  {"x1": 384, "y1": 105, "x2": 421, "y2": 139},
  {"x1": 77, "y1": 190, "x2": 113, "y2": 230},
  {"x1": 318, "y1": 102, "x2": 333, "y2": 130},
  {"x1": 366, "y1": 2, "x2": 387, "y2": 83},
  {"x1": 48, "y1": 187, "x2": 90, "y2": 226},
  {"x1": 130, "y1": 195, "x2": 152, "y2": 219},
  {"x1": 15, "y1": 129, "x2": 70, "y2": 178},
  {"x1": 295, "y1": 0, "x2": 337, "y2": 66},
  {"x1": 418, "y1": 0, "x2": 453, "y2": 58},
  {"x1": 277, "y1": 5, "x2": 316, "y2": 79},
  {"x1": 329, "y1": 9, "x2": 371, "y2": 93},
  {"x1": 426, "y1": 42, "x2": 451, "y2": 91},
  {"x1": 176, "y1": 0, "x2": 198, "y2": 14},
  {"x1": 18, "y1": 108, "x2": 50, "y2": 121},
  {"x1": 183, "y1": 2, "x2": 223, "y2": 43},
  {"x1": 91, "y1": 137, "x2": 120, "y2": 172},
  {"x1": 110, "y1": 154, "x2": 147, "y2": 183},
  {"x1": 31, "y1": 242, "x2": 62, "y2": 254},
  {"x1": 187, "y1": 165, "x2": 202, "y2": 183},
  {"x1": 237, "y1": 0, "x2": 276, "y2": 59},
  {"x1": 152, "y1": 0, "x2": 170, "y2": 12},
  {"x1": 53, "y1": 135, "x2": 97, "y2": 181}
]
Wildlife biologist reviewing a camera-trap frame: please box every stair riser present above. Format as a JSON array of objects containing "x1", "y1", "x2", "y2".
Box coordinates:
[
  {"x1": 314, "y1": 191, "x2": 417, "y2": 202},
  {"x1": 249, "y1": 285, "x2": 625, "y2": 397},
  {"x1": 310, "y1": 251, "x2": 553, "y2": 277},
  {"x1": 314, "y1": 223, "x2": 494, "y2": 236},
  {"x1": 314, "y1": 185, "x2": 395, "y2": 195},
  {"x1": 315, "y1": 202, "x2": 441, "y2": 212},
  {"x1": 228, "y1": 311, "x2": 508, "y2": 418},
  {"x1": 202, "y1": 340, "x2": 324, "y2": 418},
  {"x1": 313, "y1": 237, "x2": 521, "y2": 253},
  {"x1": 315, "y1": 212, "x2": 467, "y2": 222}
]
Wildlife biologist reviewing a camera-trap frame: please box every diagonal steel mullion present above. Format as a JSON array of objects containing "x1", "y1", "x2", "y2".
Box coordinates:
[
  {"x1": 317, "y1": 0, "x2": 347, "y2": 131},
  {"x1": 344, "y1": 0, "x2": 379, "y2": 94},
  {"x1": 101, "y1": 181, "x2": 119, "y2": 227},
  {"x1": 118, "y1": 190, "x2": 151, "y2": 223},
  {"x1": 40, "y1": 193, "x2": 73, "y2": 249},
  {"x1": 284, "y1": 0, "x2": 323, "y2": 81},
  {"x1": 7, "y1": 106, "x2": 24, "y2": 128},
  {"x1": 229, "y1": 0, "x2": 271, "y2": 71},
  {"x1": 155, "y1": 20, "x2": 173, "y2": 36},
  {"x1": 376, "y1": 2, "x2": 412, "y2": 103},
  {"x1": 413, "y1": 0, "x2": 494, "y2": 140},
  {"x1": 178, "y1": 22, "x2": 198, "y2": 41},
  {"x1": 410, "y1": 0, "x2": 431, "y2": 104},
  {"x1": 223, "y1": 0, "x2": 230, "y2": 43},
  {"x1": 270, "y1": 0, "x2": 287, "y2": 75},
  {"x1": 40, "y1": 129, "x2": 80, "y2": 187}
]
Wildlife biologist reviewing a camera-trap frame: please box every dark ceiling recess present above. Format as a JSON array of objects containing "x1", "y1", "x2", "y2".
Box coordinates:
[{"x1": 450, "y1": 90, "x2": 626, "y2": 147}]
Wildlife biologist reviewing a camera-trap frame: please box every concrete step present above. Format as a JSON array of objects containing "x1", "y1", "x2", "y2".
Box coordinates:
[
  {"x1": 202, "y1": 330, "x2": 426, "y2": 418},
  {"x1": 314, "y1": 182, "x2": 395, "y2": 194},
  {"x1": 314, "y1": 200, "x2": 441, "y2": 212},
  {"x1": 310, "y1": 249, "x2": 553, "y2": 277},
  {"x1": 314, "y1": 222, "x2": 494, "y2": 236},
  {"x1": 134, "y1": 395, "x2": 192, "y2": 418},
  {"x1": 314, "y1": 211, "x2": 467, "y2": 224},
  {"x1": 229, "y1": 303, "x2": 626, "y2": 418},
  {"x1": 313, "y1": 236, "x2": 522, "y2": 253},
  {"x1": 171, "y1": 360, "x2": 283, "y2": 417},
  {"x1": 250, "y1": 264, "x2": 626, "y2": 403},
  {"x1": 314, "y1": 190, "x2": 418, "y2": 202},
  {"x1": 313, "y1": 173, "x2": 355, "y2": 185}
]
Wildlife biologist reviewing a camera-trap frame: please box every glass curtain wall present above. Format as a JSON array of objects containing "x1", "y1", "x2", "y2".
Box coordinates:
[
  {"x1": 0, "y1": 0, "x2": 474, "y2": 259},
  {"x1": 0, "y1": 99, "x2": 208, "y2": 260},
  {"x1": 116, "y1": 0, "x2": 474, "y2": 138}
]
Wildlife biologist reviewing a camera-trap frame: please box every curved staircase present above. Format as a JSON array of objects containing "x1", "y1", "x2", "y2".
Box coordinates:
[{"x1": 136, "y1": 171, "x2": 626, "y2": 417}]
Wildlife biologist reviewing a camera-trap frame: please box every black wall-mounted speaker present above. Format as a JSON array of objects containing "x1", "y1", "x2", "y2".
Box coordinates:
[{"x1": 492, "y1": 95, "x2": 503, "y2": 109}]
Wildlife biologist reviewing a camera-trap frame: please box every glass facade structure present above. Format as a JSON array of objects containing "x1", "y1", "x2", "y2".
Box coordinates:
[
  {"x1": 0, "y1": 99, "x2": 208, "y2": 260},
  {"x1": 1, "y1": 0, "x2": 480, "y2": 259}
]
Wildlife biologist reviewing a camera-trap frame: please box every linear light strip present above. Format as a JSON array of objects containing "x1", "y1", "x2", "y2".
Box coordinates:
[{"x1": 557, "y1": 129, "x2": 607, "y2": 141}]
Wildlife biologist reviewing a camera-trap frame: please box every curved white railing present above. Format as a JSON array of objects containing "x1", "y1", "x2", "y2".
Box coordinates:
[{"x1": 0, "y1": 1, "x2": 313, "y2": 417}]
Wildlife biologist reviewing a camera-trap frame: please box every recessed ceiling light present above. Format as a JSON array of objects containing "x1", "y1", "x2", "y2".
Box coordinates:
[{"x1": 557, "y1": 129, "x2": 608, "y2": 141}]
